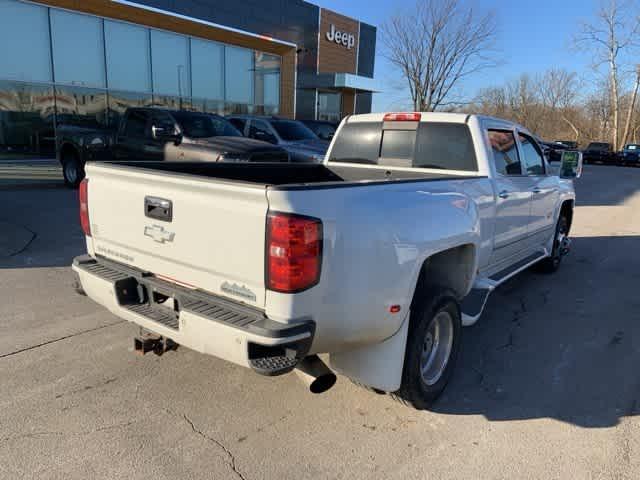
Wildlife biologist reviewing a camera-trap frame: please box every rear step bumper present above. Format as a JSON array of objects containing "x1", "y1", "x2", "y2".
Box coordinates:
[{"x1": 72, "y1": 255, "x2": 314, "y2": 376}]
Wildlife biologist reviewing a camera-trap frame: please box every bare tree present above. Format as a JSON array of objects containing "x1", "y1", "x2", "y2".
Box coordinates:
[
  {"x1": 506, "y1": 75, "x2": 541, "y2": 131},
  {"x1": 621, "y1": 65, "x2": 640, "y2": 146},
  {"x1": 382, "y1": 0, "x2": 497, "y2": 112},
  {"x1": 576, "y1": 0, "x2": 640, "y2": 149},
  {"x1": 538, "y1": 69, "x2": 582, "y2": 141},
  {"x1": 476, "y1": 86, "x2": 508, "y2": 117}
]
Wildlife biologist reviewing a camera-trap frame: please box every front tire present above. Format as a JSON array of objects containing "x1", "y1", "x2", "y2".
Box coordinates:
[
  {"x1": 392, "y1": 288, "x2": 462, "y2": 409},
  {"x1": 62, "y1": 150, "x2": 84, "y2": 189}
]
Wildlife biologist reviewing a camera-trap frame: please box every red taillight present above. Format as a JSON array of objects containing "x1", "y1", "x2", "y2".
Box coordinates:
[
  {"x1": 383, "y1": 112, "x2": 422, "y2": 122},
  {"x1": 266, "y1": 212, "x2": 322, "y2": 293},
  {"x1": 79, "y1": 178, "x2": 91, "y2": 237}
]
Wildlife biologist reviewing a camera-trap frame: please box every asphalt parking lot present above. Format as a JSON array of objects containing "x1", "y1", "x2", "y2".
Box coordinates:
[{"x1": 1, "y1": 163, "x2": 639, "y2": 479}]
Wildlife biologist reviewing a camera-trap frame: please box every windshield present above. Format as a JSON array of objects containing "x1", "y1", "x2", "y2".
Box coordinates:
[
  {"x1": 625, "y1": 144, "x2": 640, "y2": 150},
  {"x1": 172, "y1": 113, "x2": 241, "y2": 138},
  {"x1": 270, "y1": 120, "x2": 318, "y2": 141}
]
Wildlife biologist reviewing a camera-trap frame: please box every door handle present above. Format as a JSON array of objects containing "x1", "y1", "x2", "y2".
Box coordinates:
[
  {"x1": 498, "y1": 190, "x2": 510, "y2": 199},
  {"x1": 532, "y1": 187, "x2": 542, "y2": 194},
  {"x1": 145, "y1": 196, "x2": 173, "y2": 222}
]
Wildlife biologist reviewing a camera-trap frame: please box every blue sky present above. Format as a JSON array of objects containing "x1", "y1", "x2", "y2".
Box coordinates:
[{"x1": 314, "y1": 0, "x2": 601, "y2": 112}]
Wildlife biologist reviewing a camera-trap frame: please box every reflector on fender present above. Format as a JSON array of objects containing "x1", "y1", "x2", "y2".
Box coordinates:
[
  {"x1": 383, "y1": 112, "x2": 421, "y2": 122},
  {"x1": 266, "y1": 212, "x2": 322, "y2": 293}
]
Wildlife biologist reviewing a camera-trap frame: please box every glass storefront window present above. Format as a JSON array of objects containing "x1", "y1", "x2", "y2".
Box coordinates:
[
  {"x1": 0, "y1": 2, "x2": 283, "y2": 159},
  {"x1": 318, "y1": 92, "x2": 342, "y2": 122},
  {"x1": 224, "y1": 103, "x2": 251, "y2": 115},
  {"x1": 254, "y1": 52, "x2": 280, "y2": 107},
  {"x1": 193, "y1": 99, "x2": 224, "y2": 115},
  {"x1": 263, "y1": 105, "x2": 279, "y2": 116},
  {"x1": 150, "y1": 30, "x2": 191, "y2": 97},
  {"x1": 225, "y1": 46, "x2": 253, "y2": 104},
  {"x1": 151, "y1": 95, "x2": 190, "y2": 111},
  {"x1": 54, "y1": 86, "x2": 108, "y2": 129},
  {"x1": 0, "y1": 80, "x2": 55, "y2": 156},
  {"x1": 50, "y1": 10, "x2": 106, "y2": 88},
  {"x1": 107, "y1": 90, "x2": 153, "y2": 128},
  {"x1": 0, "y1": 0, "x2": 52, "y2": 83},
  {"x1": 191, "y1": 39, "x2": 224, "y2": 100},
  {"x1": 104, "y1": 20, "x2": 151, "y2": 93}
]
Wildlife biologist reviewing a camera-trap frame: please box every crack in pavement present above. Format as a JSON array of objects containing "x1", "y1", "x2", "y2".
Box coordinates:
[
  {"x1": 0, "y1": 421, "x2": 136, "y2": 446},
  {"x1": 0, "y1": 218, "x2": 37, "y2": 257},
  {"x1": 181, "y1": 412, "x2": 247, "y2": 480},
  {"x1": 0, "y1": 320, "x2": 126, "y2": 360}
]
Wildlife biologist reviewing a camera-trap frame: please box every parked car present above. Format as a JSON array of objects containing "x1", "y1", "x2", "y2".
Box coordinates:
[
  {"x1": 620, "y1": 144, "x2": 640, "y2": 166},
  {"x1": 227, "y1": 115, "x2": 329, "y2": 163},
  {"x1": 539, "y1": 140, "x2": 569, "y2": 162},
  {"x1": 555, "y1": 140, "x2": 578, "y2": 149},
  {"x1": 582, "y1": 142, "x2": 617, "y2": 164},
  {"x1": 56, "y1": 108, "x2": 289, "y2": 188},
  {"x1": 72, "y1": 111, "x2": 581, "y2": 409},
  {"x1": 300, "y1": 120, "x2": 338, "y2": 141}
]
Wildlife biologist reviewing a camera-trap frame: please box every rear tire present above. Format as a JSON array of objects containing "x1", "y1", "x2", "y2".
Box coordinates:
[
  {"x1": 62, "y1": 149, "x2": 84, "y2": 189},
  {"x1": 391, "y1": 288, "x2": 461, "y2": 410},
  {"x1": 536, "y1": 215, "x2": 569, "y2": 274}
]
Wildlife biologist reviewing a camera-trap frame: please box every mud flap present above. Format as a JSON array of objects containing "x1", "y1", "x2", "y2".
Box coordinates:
[{"x1": 329, "y1": 311, "x2": 410, "y2": 392}]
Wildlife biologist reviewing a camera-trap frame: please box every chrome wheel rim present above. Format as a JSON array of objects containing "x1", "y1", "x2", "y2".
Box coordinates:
[
  {"x1": 420, "y1": 311, "x2": 454, "y2": 386},
  {"x1": 553, "y1": 221, "x2": 568, "y2": 262}
]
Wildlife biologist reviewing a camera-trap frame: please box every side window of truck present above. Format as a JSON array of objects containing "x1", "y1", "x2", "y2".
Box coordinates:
[
  {"x1": 414, "y1": 123, "x2": 477, "y2": 171},
  {"x1": 518, "y1": 133, "x2": 546, "y2": 175},
  {"x1": 248, "y1": 120, "x2": 277, "y2": 144},
  {"x1": 488, "y1": 130, "x2": 522, "y2": 176},
  {"x1": 123, "y1": 110, "x2": 148, "y2": 138},
  {"x1": 229, "y1": 118, "x2": 246, "y2": 134}
]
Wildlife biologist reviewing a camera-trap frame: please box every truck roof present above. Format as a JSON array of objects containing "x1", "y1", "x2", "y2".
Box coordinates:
[
  {"x1": 344, "y1": 112, "x2": 533, "y2": 137},
  {"x1": 345, "y1": 112, "x2": 470, "y2": 123}
]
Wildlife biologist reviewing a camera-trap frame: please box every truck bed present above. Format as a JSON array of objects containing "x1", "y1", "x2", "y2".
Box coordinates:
[{"x1": 104, "y1": 161, "x2": 476, "y2": 189}]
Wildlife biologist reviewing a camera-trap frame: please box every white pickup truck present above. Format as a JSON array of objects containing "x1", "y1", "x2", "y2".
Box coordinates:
[{"x1": 72, "y1": 112, "x2": 582, "y2": 409}]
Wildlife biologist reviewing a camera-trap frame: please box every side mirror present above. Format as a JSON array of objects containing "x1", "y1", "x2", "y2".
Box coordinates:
[
  {"x1": 559, "y1": 150, "x2": 583, "y2": 179},
  {"x1": 152, "y1": 125, "x2": 182, "y2": 145}
]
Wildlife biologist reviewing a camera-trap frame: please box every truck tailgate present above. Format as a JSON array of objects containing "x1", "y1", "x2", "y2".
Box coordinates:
[{"x1": 85, "y1": 164, "x2": 268, "y2": 307}]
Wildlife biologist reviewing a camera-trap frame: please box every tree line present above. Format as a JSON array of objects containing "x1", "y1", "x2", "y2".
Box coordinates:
[{"x1": 383, "y1": 0, "x2": 640, "y2": 148}]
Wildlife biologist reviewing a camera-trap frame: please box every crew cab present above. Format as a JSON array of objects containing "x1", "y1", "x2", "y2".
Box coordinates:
[
  {"x1": 56, "y1": 108, "x2": 289, "y2": 188},
  {"x1": 72, "y1": 112, "x2": 582, "y2": 409}
]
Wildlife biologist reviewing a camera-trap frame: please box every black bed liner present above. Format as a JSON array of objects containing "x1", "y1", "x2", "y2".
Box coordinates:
[{"x1": 100, "y1": 161, "x2": 483, "y2": 190}]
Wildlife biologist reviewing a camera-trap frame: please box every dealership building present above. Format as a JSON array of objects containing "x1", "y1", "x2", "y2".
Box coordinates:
[{"x1": 0, "y1": 0, "x2": 377, "y2": 157}]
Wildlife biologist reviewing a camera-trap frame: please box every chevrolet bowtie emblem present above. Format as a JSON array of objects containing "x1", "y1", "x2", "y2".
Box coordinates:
[{"x1": 144, "y1": 225, "x2": 175, "y2": 244}]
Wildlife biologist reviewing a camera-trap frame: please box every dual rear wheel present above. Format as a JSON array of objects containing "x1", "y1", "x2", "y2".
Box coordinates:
[
  {"x1": 392, "y1": 288, "x2": 462, "y2": 409},
  {"x1": 394, "y1": 214, "x2": 570, "y2": 409}
]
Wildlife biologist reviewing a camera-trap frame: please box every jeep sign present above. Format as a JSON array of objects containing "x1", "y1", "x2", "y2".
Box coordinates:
[{"x1": 326, "y1": 24, "x2": 355, "y2": 49}]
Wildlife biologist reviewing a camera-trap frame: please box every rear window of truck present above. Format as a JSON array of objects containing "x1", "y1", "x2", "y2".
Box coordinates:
[{"x1": 329, "y1": 122, "x2": 478, "y2": 171}]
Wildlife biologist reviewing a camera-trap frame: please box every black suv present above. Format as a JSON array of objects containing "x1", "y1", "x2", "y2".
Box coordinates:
[{"x1": 582, "y1": 142, "x2": 616, "y2": 164}]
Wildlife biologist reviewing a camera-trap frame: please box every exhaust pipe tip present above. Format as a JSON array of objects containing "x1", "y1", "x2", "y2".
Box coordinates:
[
  {"x1": 295, "y1": 355, "x2": 337, "y2": 394},
  {"x1": 308, "y1": 372, "x2": 337, "y2": 394}
]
